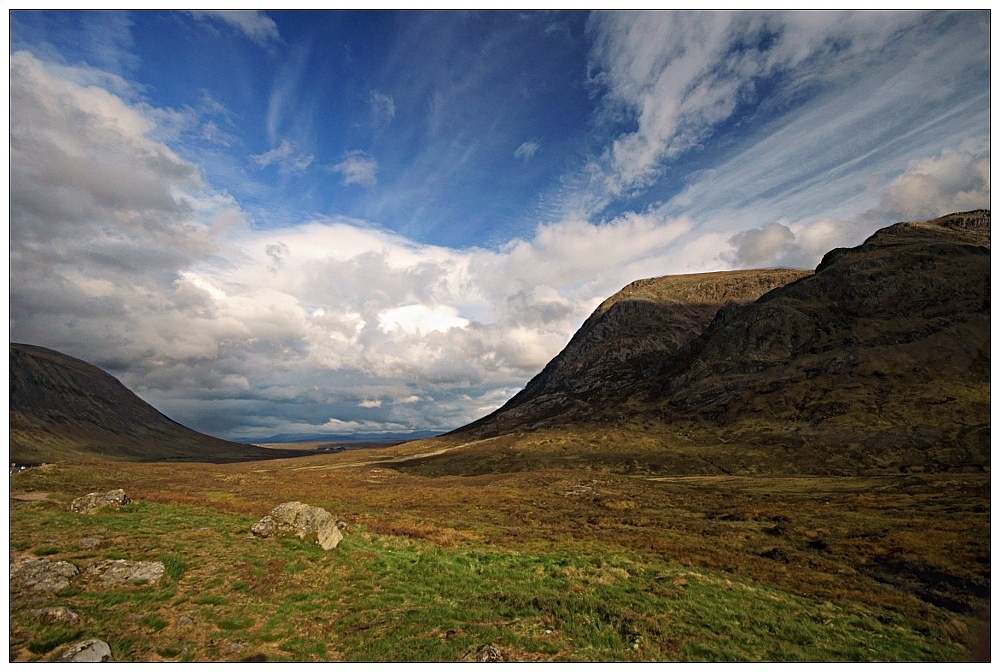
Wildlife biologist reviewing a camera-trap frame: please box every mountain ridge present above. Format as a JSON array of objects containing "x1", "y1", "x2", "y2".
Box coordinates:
[{"x1": 9, "y1": 343, "x2": 305, "y2": 463}]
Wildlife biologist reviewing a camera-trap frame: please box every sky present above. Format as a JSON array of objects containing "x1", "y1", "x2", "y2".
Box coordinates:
[{"x1": 8, "y1": 10, "x2": 991, "y2": 442}]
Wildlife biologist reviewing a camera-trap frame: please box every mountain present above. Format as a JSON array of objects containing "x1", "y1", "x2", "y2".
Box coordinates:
[
  {"x1": 439, "y1": 210, "x2": 989, "y2": 476},
  {"x1": 9, "y1": 343, "x2": 303, "y2": 463},
  {"x1": 463, "y1": 268, "x2": 811, "y2": 435}
]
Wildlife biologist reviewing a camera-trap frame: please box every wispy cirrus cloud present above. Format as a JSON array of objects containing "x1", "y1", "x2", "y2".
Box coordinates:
[
  {"x1": 370, "y1": 90, "x2": 396, "y2": 124},
  {"x1": 187, "y1": 10, "x2": 280, "y2": 45},
  {"x1": 515, "y1": 141, "x2": 539, "y2": 161}
]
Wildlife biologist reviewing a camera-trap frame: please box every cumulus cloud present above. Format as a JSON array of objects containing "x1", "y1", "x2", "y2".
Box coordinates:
[
  {"x1": 188, "y1": 10, "x2": 280, "y2": 45},
  {"x1": 330, "y1": 151, "x2": 378, "y2": 187},
  {"x1": 515, "y1": 141, "x2": 539, "y2": 161},
  {"x1": 874, "y1": 148, "x2": 990, "y2": 222},
  {"x1": 251, "y1": 139, "x2": 314, "y2": 174},
  {"x1": 729, "y1": 223, "x2": 795, "y2": 267},
  {"x1": 370, "y1": 90, "x2": 395, "y2": 123}
]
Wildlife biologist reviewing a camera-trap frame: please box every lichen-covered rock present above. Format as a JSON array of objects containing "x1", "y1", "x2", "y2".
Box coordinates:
[
  {"x1": 30, "y1": 606, "x2": 80, "y2": 623},
  {"x1": 86, "y1": 559, "x2": 165, "y2": 585},
  {"x1": 250, "y1": 501, "x2": 343, "y2": 550},
  {"x1": 475, "y1": 644, "x2": 505, "y2": 662},
  {"x1": 68, "y1": 489, "x2": 130, "y2": 514},
  {"x1": 9, "y1": 555, "x2": 78, "y2": 592},
  {"x1": 57, "y1": 639, "x2": 113, "y2": 662}
]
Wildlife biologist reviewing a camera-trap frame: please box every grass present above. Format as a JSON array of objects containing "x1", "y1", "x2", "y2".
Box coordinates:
[{"x1": 8, "y1": 453, "x2": 988, "y2": 662}]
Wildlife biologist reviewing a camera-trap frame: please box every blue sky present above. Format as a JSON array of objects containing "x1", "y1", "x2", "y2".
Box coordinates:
[{"x1": 9, "y1": 11, "x2": 991, "y2": 441}]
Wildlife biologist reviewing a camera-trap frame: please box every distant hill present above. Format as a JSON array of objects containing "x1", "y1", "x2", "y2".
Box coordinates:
[
  {"x1": 9, "y1": 343, "x2": 303, "y2": 463},
  {"x1": 440, "y1": 210, "x2": 990, "y2": 476}
]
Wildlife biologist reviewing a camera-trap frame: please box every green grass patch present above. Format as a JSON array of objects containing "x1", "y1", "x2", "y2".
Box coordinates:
[
  {"x1": 27, "y1": 628, "x2": 82, "y2": 655},
  {"x1": 162, "y1": 555, "x2": 186, "y2": 581},
  {"x1": 193, "y1": 595, "x2": 227, "y2": 606},
  {"x1": 215, "y1": 616, "x2": 255, "y2": 631},
  {"x1": 33, "y1": 546, "x2": 60, "y2": 556},
  {"x1": 139, "y1": 615, "x2": 168, "y2": 632}
]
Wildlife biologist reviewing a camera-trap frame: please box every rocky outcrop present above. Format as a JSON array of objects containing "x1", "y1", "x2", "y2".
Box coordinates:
[
  {"x1": 57, "y1": 639, "x2": 113, "y2": 662},
  {"x1": 68, "y1": 489, "x2": 130, "y2": 514},
  {"x1": 251, "y1": 502, "x2": 343, "y2": 550},
  {"x1": 10, "y1": 555, "x2": 78, "y2": 592},
  {"x1": 86, "y1": 559, "x2": 165, "y2": 585}
]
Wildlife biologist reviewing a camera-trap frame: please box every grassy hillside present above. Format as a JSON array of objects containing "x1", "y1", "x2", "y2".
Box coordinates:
[{"x1": 10, "y1": 343, "x2": 303, "y2": 464}]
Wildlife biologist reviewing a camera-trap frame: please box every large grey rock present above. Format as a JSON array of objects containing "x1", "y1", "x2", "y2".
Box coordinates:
[
  {"x1": 10, "y1": 555, "x2": 78, "y2": 592},
  {"x1": 57, "y1": 639, "x2": 113, "y2": 662},
  {"x1": 68, "y1": 489, "x2": 130, "y2": 514},
  {"x1": 30, "y1": 606, "x2": 80, "y2": 623},
  {"x1": 86, "y1": 559, "x2": 165, "y2": 585},
  {"x1": 250, "y1": 501, "x2": 343, "y2": 550}
]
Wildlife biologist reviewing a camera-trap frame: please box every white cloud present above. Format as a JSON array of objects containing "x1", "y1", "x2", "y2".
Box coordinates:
[
  {"x1": 370, "y1": 90, "x2": 396, "y2": 123},
  {"x1": 874, "y1": 148, "x2": 990, "y2": 221},
  {"x1": 378, "y1": 304, "x2": 470, "y2": 336},
  {"x1": 251, "y1": 139, "x2": 314, "y2": 174},
  {"x1": 581, "y1": 11, "x2": 928, "y2": 208},
  {"x1": 515, "y1": 141, "x2": 539, "y2": 161},
  {"x1": 330, "y1": 151, "x2": 378, "y2": 187},
  {"x1": 188, "y1": 10, "x2": 280, "y2": 45},
  {"x1": 358, "y1": 399, "x2": 382, "y2": 408}
]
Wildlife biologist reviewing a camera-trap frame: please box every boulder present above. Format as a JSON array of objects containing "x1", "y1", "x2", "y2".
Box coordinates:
[
  {"x1": 86, "y1": 559, "x2": 165, "y2": 585},
  {"x1": 250, "y1": 501, "x2": 343, "y2": 550},
  {"x1": 57, "y1": 639, "x2": 113, "y2": 662},
  {"x1": 68, "y1": 489, "x2": 130, "y2": 514},
  {"x1": 10, "y1": 555, "x2": 78, "y2": 592},
  {"x1": 30, "y1": 606, "x2": 80, "y2": 624}
]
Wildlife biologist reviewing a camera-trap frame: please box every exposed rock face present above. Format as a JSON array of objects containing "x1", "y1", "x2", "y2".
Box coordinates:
[
  {"x1": 464, "y1": 269, "x2": 809, "y2": 436},
  {"x1": 68, "y1": 489, "x2": 130, "y2": 514},
  {"x1": 251, "y1": 502, "x2": 343, "y2": 550},
  {"x1": 10, "y1": 555, "x2": 79, "y2": 592},
  {"x1": 57, "y1": 639, "x2": 113, "y2": 662},
  {"x1": 86, "y1": 559, "x2": 165, "y2": 585},
  {"x1": 30, "y1": 606, "x2": 80, "y2": 623}
]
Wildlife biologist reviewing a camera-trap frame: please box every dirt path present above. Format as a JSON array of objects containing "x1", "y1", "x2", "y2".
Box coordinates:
[
  {"x1": 287, "y1": 437, "x2": 497, "y2": 472},
  {"x1": 9, "y1": 492, "x2": 57, "y2": 502}
]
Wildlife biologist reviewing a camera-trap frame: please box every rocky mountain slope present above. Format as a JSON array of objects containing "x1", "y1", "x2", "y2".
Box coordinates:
[
  {"x1": 465, "y1": 269, "x2": 810, "y2": 436},
  {"x1": 450, "y1": 210, "x2": 990, "y2": 474},
  {"x1": 10, "y1": 343, "x2": 298, "y2": 463}
]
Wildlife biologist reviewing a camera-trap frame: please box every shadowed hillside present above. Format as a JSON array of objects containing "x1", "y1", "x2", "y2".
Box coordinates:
[
  {"x1": 9, "y1": 343, "x2": 303, "y2": 463},
  {"x1": 423, "y1": 211, "x2": 989, "y2": 476}
]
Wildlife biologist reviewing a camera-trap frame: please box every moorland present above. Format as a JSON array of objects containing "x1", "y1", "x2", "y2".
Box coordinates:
[{"x1": 8, "y1": 211, "x2": 990, "y2": 662}]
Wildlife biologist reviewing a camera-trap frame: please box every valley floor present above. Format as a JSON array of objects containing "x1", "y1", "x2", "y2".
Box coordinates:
[{"x1": 8, "y1": 442, "x2": 989, "y2": 662}]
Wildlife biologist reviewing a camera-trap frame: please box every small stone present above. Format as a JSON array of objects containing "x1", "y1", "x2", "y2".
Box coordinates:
[
  {"x1": 226, "y1": 642, "x2": 245, "y2": 652},
  {"x1": 68, "y1": 489, "x2": 130, "y2": 514},
  {"x1": 177, "y1": 615, "x2": 194, "y2": 627},
  {"x1": 57, "y1": 639, "x2": 113, "y2": 662},
  {"x1": 79, "y1": 538, "x2": 102, "y2": 549},
  {"x1": 30, "y1": 606, "x2": 80, "y2": 623},
  {"x1": 475, "y1": 644, "x2": 504, "y2": 662},
  {"x1": 87, "y1": 559, "x2": 165, "y2": 585}
]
